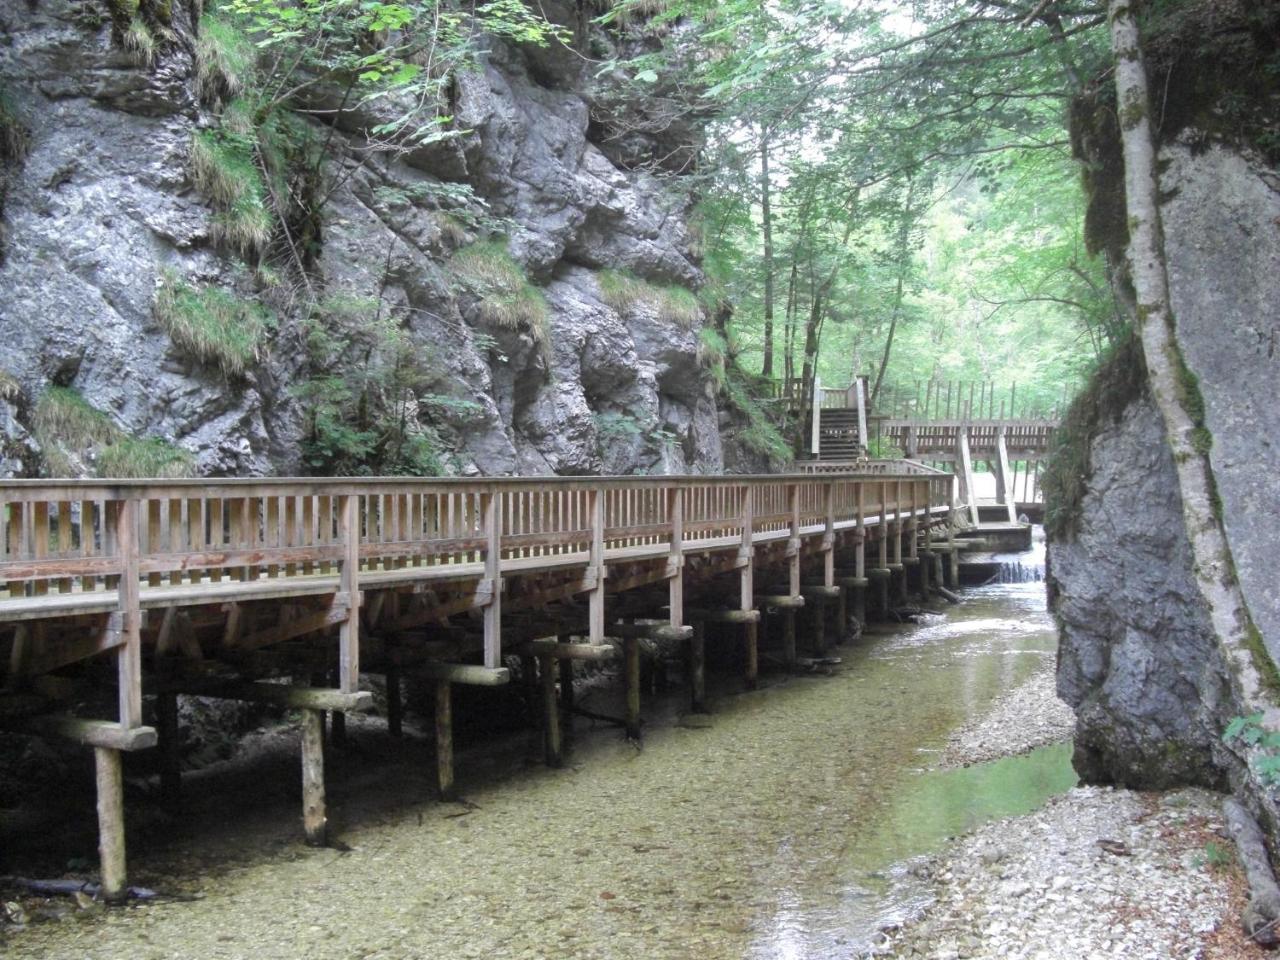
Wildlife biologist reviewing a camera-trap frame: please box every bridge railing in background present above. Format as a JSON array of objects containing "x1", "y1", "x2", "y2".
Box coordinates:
[{"x1": 767, "y1": 375, "x2": 1071, "y2": 422}]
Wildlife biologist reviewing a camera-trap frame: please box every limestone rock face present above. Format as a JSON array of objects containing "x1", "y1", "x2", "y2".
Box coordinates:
[
  {"x1": 1161, "y1": 142, "x2": 1280, "y2": 667},
  {"x1": 0, "y1": 1, "x2": 731, "y2": 478},
  {"x1": 1049, "y1": 138, "x2": 1279, "y2": 790},
  {"x1": 1049, "y1": 392, "x2": 1234, "y2": 789}
]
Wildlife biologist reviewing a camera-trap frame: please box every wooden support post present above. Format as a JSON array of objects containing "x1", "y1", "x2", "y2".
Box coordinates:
[
  {"x1": 94, "y1": 746, "x2": 127, "y2": 904},
  {"x1": 624, "y1": 636, "x2": 641, "y2": 740},
  {"x1": 558, "y1": 655, "x2": 574, "y2": 714},
  {"x1": 386, "y1": 665, "x2": 402, "y2": 738},
  {"x1": 483, "y1": 489, "x2": 503, "y2": 665},
  {"x1": 540, "y1": 656, "x2": 561, "y2": 768},
  {"x1": 738, "y1": 484, "x2": 754, "y2": 613},
  {"x1": 933, "y1": 552, "x2": 945, "y2": 591},
  {"x1": 522, "y1": 653, "x2": 540, "y2": 729},
  {"x1": 920, "y1": 550, "x2": 932, "y2": 595},
  {"x1": 956, "y1": 428, "x2": 979, "y2": 526},
  {"x1": 778, "y1": 606, "x2": 797, "y2": 669},
  {"x1": 690, "y1": 621, "x2": 707, "y2": 713},
  {"x1": 435, "y1": 680, "x2": 455, "y2": 801},
  {"x1": 996, "y1": 427, "x2": 1018, "y2": 524},
  {"x1": 744, "y1": 619, "x2": 759, "y2": 690},
  {"x1": 156, "y1": 691, "x2": 181, "y2": 809},
  {"x1": 301, "y1": 708, "x2": 326, "y2": 846},
  {"x1": 836, "y1": 579, "x2": 848, "y2": 641}
]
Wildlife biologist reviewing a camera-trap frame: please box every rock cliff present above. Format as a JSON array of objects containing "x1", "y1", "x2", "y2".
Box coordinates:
[
  {"x1": 1047, "y1": 1, "x2": 1280, "y2": 797},
  {"x1": 0, "y1": 0, "x2": 743, "y2": 478}
]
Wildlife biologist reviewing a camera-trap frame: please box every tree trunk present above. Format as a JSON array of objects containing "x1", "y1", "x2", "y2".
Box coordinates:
[
  {"x1": 1108, "y1": 0, "x2": 1270, "y2": 709},
  {"x1": 871, "y1": 177, "x2": 915, "y2": 406},
  {"x1": 760, "y1": 135, "x2": 776, "y2": 379}
]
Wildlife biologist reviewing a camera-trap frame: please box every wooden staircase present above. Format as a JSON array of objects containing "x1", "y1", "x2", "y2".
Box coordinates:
[{"x1": 814, "y1": 409, "x2": 864, "y2": 460}]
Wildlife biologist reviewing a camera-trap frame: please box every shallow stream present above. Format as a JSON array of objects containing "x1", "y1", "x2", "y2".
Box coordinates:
[{"x1": 10, "y1": 581, "x2": 1075, "y2": 960}]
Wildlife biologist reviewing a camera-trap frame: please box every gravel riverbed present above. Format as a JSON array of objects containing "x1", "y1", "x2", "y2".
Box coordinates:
[{"x1": 888, "y1": 657, "x2": 1257, "y2": 960}]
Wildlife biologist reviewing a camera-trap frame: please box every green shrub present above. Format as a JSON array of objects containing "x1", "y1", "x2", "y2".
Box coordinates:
[
  {"x1": 453, "y1": 241, "x2": 550, "y2": 352},
  {"x1": 96, "y1": 436, "x2": 194, "y2": 478},
  {"x1": 697, "y1": 329, "x2": 728, "y2": 390},
  {"x1": 154, "y1": 271, "x2": 272, "y2": 378},
  {"x1": 597, "y1": 269, "x2": 702, "y2": 329},
  {"x1": 32, "y1": 387, "x2": 118, "y2": 477},
  {"x1": 723, "y1": 371, "x2": 790, "y2": 467}
]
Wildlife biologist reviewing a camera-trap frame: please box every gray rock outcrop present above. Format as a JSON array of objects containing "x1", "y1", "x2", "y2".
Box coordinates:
[{"x1": 0, "y1": 0, "x2": 733, "y2": 478}]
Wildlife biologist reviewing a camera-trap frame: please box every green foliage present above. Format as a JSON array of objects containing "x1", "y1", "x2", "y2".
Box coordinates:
[
  {"x1": 594, "y1": 411, "x2": 645, "y2": 444},
  {"x1": 153, "y1": 271, "x2": 272, "y2": 378},
  {"x1": 1041, "y1": 332, "x2": 1146, "y2": 542},
  {"x1": 723, "y1": 368, "x2": 790, "y2": 467},
  {"x1": 597, "y1": 269, "x2": 702, "y2": 330},
  {"x1": 452, "y1": 241, "x2": 550, "y2": 354},
  {"x1": 1224, "y1": 712, "x2": 1280, "y2": 786},
  {"x1": 1193, "y1": 840, "x2": 1234, "y2": 872},
  {"x1": 123, "y1": 17, "x2": 157, "y2": 65},
  {"x1": 292, "y1": 296, "x2": 450, "y2": 476},
  {"x1": 32, "y1": 387, "x2": 191, "y2": 478},
  {"x1": 866, "y1": 436, "x2": 903, "y2": 460},
  {"x1": 96, "y1": 436, "x2": 194, "y2": 478},
  {"x1": 697, "y1": 329, "x2": 728, "y2": 389}
]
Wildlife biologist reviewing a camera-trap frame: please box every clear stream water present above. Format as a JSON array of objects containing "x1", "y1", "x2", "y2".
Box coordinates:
[{"x1": 10, "y1": 580, "x2": 1076, "y2": 960}]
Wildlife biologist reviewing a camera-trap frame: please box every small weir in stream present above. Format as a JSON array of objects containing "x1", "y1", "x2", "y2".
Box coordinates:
[{"x1": 8, "y1": 559, "x2": 1075, "y2": 960}]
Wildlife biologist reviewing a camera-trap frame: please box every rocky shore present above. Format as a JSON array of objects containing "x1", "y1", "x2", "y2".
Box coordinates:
[{"x1": 889, "y1": 659, "x2": 1256, "y2": 960}]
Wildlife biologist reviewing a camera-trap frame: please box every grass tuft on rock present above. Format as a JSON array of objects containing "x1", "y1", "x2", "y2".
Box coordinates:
[
  {"x1": 123, "y1": 17, "x2": 156, "y2": 66},
  {"x1": 96, "y1": 436, "x2": 194, "y2": 478},
  {"x1": 154, "y1": 270, "x2": 272, "y2": 378},
  {"x1": 32, "y1": 387, "x2": 119, "y2": 476},
  {"x1": 598, "y1": 269, "x2": 702, "y2": 329},
  {"x1": 195, "y1": 14, "x2": 255, "y2": 105},
  {"x1": 0, "y1": 369, "x2": 19, "y2": 401},
  {"x1": 0, "y1": 88, "x2": 27, "y2": 164},
  {"x1": 190, "y1": 129, "x2": 273, "y2": 255},
  {"x1": 453, "y1": 241, "x2": 550, "y2": 352}
]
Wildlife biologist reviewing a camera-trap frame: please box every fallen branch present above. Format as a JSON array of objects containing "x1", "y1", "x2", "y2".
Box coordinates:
[{"x1": 1224, "y1": 798, "x2": 1280, "y2": 947}]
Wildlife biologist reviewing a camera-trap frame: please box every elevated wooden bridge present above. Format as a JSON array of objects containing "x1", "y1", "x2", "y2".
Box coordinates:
[
  {"x1": 0, "y1": 470, "x2": 957, "y2": 899},
  {"x1": 772, "y1": 375, "x2": 1063, "y2": 524}
]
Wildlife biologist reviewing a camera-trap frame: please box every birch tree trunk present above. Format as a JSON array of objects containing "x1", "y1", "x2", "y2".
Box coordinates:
[
  {"x1": 760, "y1": 135, "x2": 776, "y2": 379},
  {"x1": 1108, "y1": 0, "x2": 1271, "y2": 711}
]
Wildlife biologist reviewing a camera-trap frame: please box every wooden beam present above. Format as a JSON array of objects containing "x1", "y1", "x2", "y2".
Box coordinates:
[
  {"x1": 523, "y1": 640, "x2": 618, "y2": 662},
  {"x1": 412, "y1": 662, "x2": 510, "y2": 686},
  {"x1": 94, "y1": 746, "x2": 127, "y2": 904},
  {"x1": 194, "y1": 682, "x2": 373, "y2": 712},
  {"x1": 300, "y1": 708, "x2": 325, "y2": 846},
  {"x1": 21, "y1": 716, "x2": 157, "y2": 751}
]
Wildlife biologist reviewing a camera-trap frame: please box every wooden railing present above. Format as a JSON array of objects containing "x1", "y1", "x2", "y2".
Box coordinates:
[{"x1": 0, "y1": 472, "x2": 953, "y2": 700}]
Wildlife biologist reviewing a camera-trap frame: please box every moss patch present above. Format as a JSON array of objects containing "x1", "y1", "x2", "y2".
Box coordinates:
[
  {"x1": 1041, "y1": 330, "x2": 1147, "y2": 542},
  {"x1": 1244, "y1": 620, "x2": 1280, "y2": 701}
]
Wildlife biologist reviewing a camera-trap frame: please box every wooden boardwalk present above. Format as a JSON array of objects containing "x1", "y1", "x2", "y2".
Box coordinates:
[{"x1": 0, "y1": 470, "x2": 955, "y2": 899}]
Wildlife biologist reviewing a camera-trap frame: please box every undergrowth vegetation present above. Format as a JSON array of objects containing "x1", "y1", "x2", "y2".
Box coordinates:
[
  {"x1": 1041, "y1": 331, "x2": 1145, "y2": 541},
  {"x1": 153, "y1": 271, "x2": 273, "y2": 378},
  {"x1": 597, "y1": 269, "x2": 702, "y2": 329},
  {"x1": 452, "y1": 241, "x2": 550, "y2": 356},
  {"x1": 32, "y1": 386, "x2": 192, "y2": 478},
  {"x1": 292, "y1": 295, "x2": 459, "y2": 476}
]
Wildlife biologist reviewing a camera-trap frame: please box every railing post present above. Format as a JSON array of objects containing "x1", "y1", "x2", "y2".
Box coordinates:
[
  {"x1": 115, "y1": 497, "x2": 142, "y2": 730},
  {"x1": 483, "y1": 487, "x2": 504, "y2": 665},
  {"x1": 588, "y1": 487, "x2": 605, "y2": 644},
  {"x1": 854, "y1": 376, "x2": 868, "y2": 451},
  {"x1": 667, "y1": 486, "x2": 684, "y2": 629},
  {"x1": 338, "y1": 493, "x2": 361, "y2": 692},
  {"x1": 738, "y1": 484, "x2": 754, "y2": 611},
  {"x1": 822, "y1": 483, "x2": 835, "y2": 588},
  {"x1": 787, "y1": 483, "x2": 801, "y2": 596},
  {"x1": 810, "y1": 374, "x2": 822, "y2": 456}
]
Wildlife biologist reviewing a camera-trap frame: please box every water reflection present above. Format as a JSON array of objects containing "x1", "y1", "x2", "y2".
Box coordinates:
[{"x1": 749, "y1": 581, "x2": 1075, "y2": 959}]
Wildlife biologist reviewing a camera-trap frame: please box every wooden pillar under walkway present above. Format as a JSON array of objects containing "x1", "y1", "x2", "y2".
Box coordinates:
[
  {"x1": 301, "y1": 708, "x2": 326, "y2": 846},
  {"x1": 94, "y1": 746, "x2": 127, "y2": 904},
  {"x1": 155, "y1": 691, "x2": 181, "y2": 810},
  {"x1": 689, "y1": 621, "x2": 707, "y2": 713},
  {"x1": 435, "y1": 679, "x2": 455, "y2": 801},
  {"x1": 996, "y1": 427, "x2": 1018, "y2": 524},
  {"x1": 540, "y1": 656, "x2": 562, "y2": 768},
  {"x1": 625, "y1": 637, "x2": 641, "y2": 740},
  {"x1": 385, "y1": 666, "x2": 403, "y2": 738}
]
